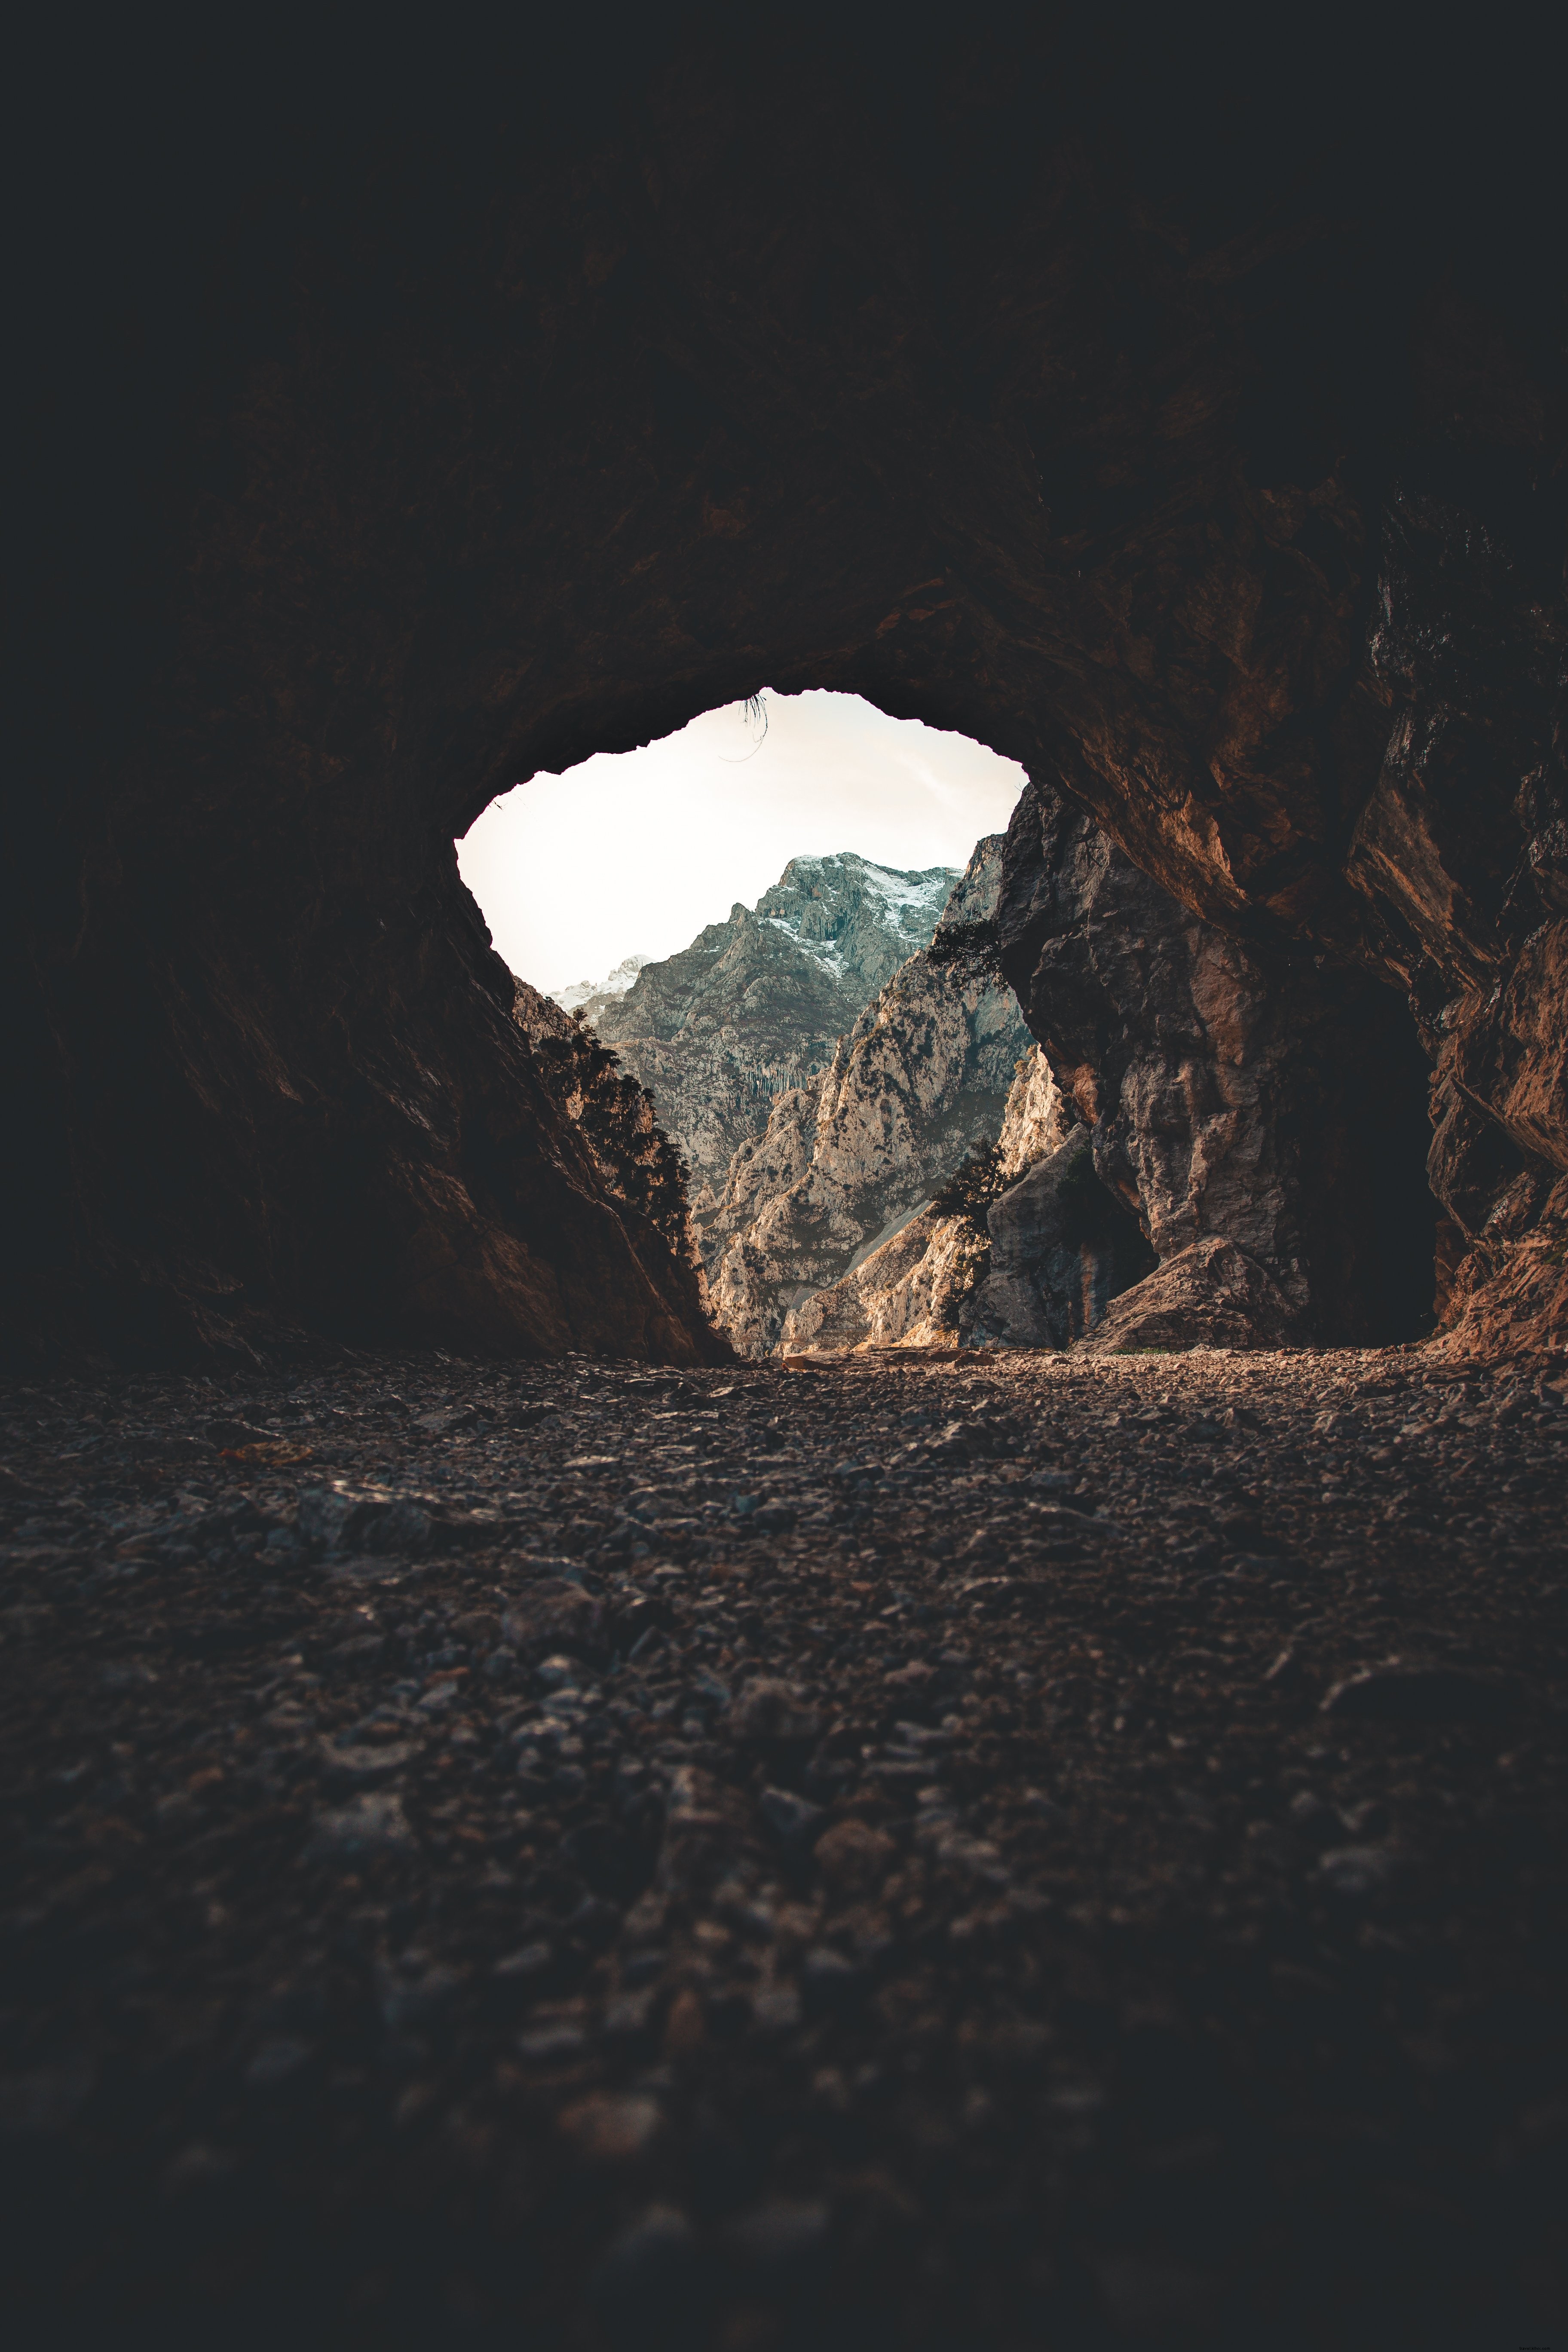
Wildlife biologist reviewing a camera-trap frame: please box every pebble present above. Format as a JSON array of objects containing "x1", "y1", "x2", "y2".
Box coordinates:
[
  {"x1": 1321, "y1": 1663, "x2": 1525, "y2": 1721},
  {"x1": 302, "y1": 1792, "x2": 416, "y2": 1862},
  {"x1": 1, "y1": 1343, "x2": 1562, "y2": 2343}
]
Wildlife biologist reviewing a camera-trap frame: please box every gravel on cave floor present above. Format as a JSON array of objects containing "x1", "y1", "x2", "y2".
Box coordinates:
[{"x1": 1, "y1": 1343, "x2": 1565, "y2": 2349}]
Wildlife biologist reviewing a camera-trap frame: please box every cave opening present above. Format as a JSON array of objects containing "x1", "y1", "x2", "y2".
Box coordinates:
[
  {"x1": 8, "y1": 19, "x2": 1565, "y2": 2343},
  {"x1": 453, "y1": 681, "x2": 1447, "y2": 1364}
]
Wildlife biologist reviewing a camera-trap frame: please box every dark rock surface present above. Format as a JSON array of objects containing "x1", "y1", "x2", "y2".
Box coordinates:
[
  {"x1": 511, "y1": 981, "x2": 702, "y2": 1283},
  {"x1": 2, "y1": 1349, "x2": 1563, "y2": 2344},
  {"x1": 12, "y1": 21, "x2": 1563, "y2": 1366},
  {"x1": 995, "y1": 778, "x2": 1444, "y2": 1345},
  {"x1": 973, "y1": 1128, "x2": 1158, "y2": 1349}
]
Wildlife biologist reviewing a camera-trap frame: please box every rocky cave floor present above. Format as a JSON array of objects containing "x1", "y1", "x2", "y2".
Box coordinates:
[{"x1": 2, "y1": 1344, "x2": 1565, "y2": 2349}]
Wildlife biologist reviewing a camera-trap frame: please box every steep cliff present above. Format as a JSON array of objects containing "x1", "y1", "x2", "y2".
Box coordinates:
[
  {"x1": 510, "y1": 980, "x2": 704, "y2": 1288},
  {"x1": 591, "y1": 854, "x2": 956, "y2": 1203},
  {"x1": 708, "y1": 838, "x2": 1033, "y2": 1353},
  {"x1": 772, "y1": 1038, "x2": 1075, "y2": 1351}
]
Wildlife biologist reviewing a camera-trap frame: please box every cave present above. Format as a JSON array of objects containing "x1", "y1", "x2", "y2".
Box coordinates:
[
  {"x1": 5, "y1": 17, "x2": 1565, "y2": 2348},
  {"x1": 10, "y1": 13, "x2": 1563, "y2": 1375}
]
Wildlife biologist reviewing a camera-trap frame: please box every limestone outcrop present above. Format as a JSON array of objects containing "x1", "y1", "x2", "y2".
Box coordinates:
[{"x1": 707, "y1": 839, "x2": 1033, "y2": 1353}]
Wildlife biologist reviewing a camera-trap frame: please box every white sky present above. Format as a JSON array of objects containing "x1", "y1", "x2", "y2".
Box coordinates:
[{"x1": 458, "y1": 689, "x2": 1026, "y2": 992}]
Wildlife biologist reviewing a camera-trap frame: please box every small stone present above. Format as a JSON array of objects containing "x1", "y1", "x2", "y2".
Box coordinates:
[
  {"x1": 729, "y1": 1677, "x2": 823, "y2": 1745},
  {"x1": 516, "y1": 2023, "x2": 588, "y2": 2064},
  {"x1": 379, "y1": 1963, "x2": 464, "y2": 2031},
  {"x1": 322, "y1": 1739, "x2": 412, "y2": 1789},
  {"x1": 722, "y1": 2196, "x2": 830, "y2": 2279},
  {"x1": 588, "y1": 2204, "x2": 698, "y2": 2333},
  {"x1": 814, "y1": 1817, "x2": 895, "y2": 1895},
  {"x1": 1316, "y1": 1844, "x2": 1403, "y2": 1899},
  {"x1": 750, "y1": 1983, "x2": 802, "y2": 2034},
  {"x1": 159, "y1": 2141, "x2": 238, "y2": 2197},
  {"x1": 758, "y1": 1786, "x2": 825, "y2": 1846},
  {"x1": 603, "y1": 1987, "x2": 656, "y2": 2040},
  {"x1": 303, "y1": 1792, "x2": 416, "y2": 1864},
  {"x1": 802, "y1": 1946, "x2": 864, "y2": 2008},
  {"x1": 243, "y1": 2036, "x2": 314, "y2": 2089},
  {"x1": 1287, "y1": 1791, "x2": 1338, "y2": 1845},
  {"x1": 1322, "y1": 1665, "x2": 1524, "y2": 1722},
  {"x1": 664, "y1": 1986, "x2": 705, "y2": 2055},
  {"x1": 558, "y1": 2090, "x2": 662, "y2": 2163}
]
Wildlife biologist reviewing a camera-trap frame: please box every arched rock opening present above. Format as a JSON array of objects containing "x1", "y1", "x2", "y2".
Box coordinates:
[{"x1": 9, "y1": 20, "x2": 1563, "y2": 1365}]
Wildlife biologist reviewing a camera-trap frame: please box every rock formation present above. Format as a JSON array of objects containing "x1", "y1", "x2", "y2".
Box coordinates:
[
  {"x1": 706, "y1": 839, "x2": 1033, "y2": 1352},
  {"x1": 511, "y1": 980, "x2": 701, "y2": 1284},
  {"x1": 10, "y1": 19, "x2": 1563, "y2": 1364},
  {"x1": 991, "y1": 775, "x2": 1443, "y2": 1348},
  {"x1": 970, "y1": 1127, "x2": 1161, "y2": 1351},
  {"x1": 770, "y1": 1039, "x2": 1068, "y2": 1351},
  {"x1": 588, "y1": 854, "x2": 956, "y2": 1212}
]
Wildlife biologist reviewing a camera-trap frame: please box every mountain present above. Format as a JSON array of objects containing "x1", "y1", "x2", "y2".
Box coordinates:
[
  {"x1": 588, "y1": 853, "x2": 958, "y2": 1207},
  {"x1": 551, "y1": 953, "x2": 653, "y2": 1025},
  {"x1": 772, "y1": 1042, "x2": 1077, "y2": 1351},
  {"x1": 704, "y1": 837, "x2": 1035, "y2": 1353}
]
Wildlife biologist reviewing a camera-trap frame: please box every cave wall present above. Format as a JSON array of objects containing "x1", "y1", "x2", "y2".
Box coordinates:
[
  {"x1": 995, "y1": 776, "x2": 1441, "y2": 1346},
  {"x1": 8, "y1": 16, "x2": 1563, "y2": 1362}
]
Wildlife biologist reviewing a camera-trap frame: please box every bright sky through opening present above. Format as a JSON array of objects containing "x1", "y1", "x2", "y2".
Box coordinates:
[{"x1": 459, "y1": 690, "x2": 1026, "y2": 995}]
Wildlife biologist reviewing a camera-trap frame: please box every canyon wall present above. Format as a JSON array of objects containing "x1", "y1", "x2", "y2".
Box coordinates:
[
  {"x1": 9, "y1": 19, "x2": 1562, "y2": 1363},
  {"x1": 707, "y1": 839, "x2": 1033, "y2": 1352},
  {"x1": 591, "y1": 854, "x2": 956, "y2": 1210}
]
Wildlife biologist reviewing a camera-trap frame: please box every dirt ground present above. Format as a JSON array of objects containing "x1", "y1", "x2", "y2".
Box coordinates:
[{"x1": 2, "y1": 1341, "x2": 1564, "y2": 2348}]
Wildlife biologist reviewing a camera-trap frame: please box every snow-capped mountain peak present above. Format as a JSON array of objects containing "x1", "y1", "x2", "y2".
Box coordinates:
[{"x1": 551, "y1": 954, "x2": 652, "y2": 1015}]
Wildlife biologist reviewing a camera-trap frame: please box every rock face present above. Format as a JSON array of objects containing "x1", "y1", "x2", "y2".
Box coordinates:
[
  {"x1": 592, "y1": 854, "x2": 956, "y2": 1206},
  {"x1": 511, "y1": 980, "x2": 701, "y2": 1285},
  {"x1": 971, "y1": 1128, "x2": 1159, "y2": 1350},
  {"x1": 11, "y1": 21, "x2": 1563, "y2": 1363},
  {"x1": 707, "y1": 839, "x2": 1033, "y2": 1353},
  {"x1": 993, "y1": 778, "x2": 1442, "y2": 1348}
]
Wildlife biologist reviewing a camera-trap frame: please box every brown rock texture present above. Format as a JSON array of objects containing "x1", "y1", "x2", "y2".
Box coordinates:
[
  {"x1": 510, "y1": 981, "x2": 707, "y2": 1296},
  {"x1": 993, "y1": 777, "x2": 1442, "y2": 1346},
  {"x1": 972, "y1": 1127, "x2": 1159, "y2": 1350},
  {"x1": 9, "y1": 18, "x2": 1563, "y2": 1365}
]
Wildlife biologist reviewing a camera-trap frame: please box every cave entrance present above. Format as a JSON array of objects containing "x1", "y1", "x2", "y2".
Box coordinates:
[
  {"x1": 457, "y1": 689, "x2": 1024, "y2": 1004},
  {"x1": 456, "y1": 686, "x2": 1445, "y2": 1363}
]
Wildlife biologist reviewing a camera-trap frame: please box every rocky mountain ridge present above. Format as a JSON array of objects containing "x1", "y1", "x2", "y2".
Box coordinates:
[
  {"x1": 704, "y1": 839, "x2": 1034, "y2": 1353},
  {"x1": 588, "y1": 853, "x2": 957, "y2": 1202}
]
